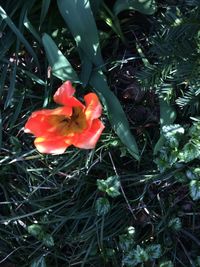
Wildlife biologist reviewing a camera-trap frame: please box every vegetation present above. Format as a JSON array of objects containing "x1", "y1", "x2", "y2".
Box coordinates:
[{"x1": 1, "y1": 0, "x2": 200, "y2": 266}]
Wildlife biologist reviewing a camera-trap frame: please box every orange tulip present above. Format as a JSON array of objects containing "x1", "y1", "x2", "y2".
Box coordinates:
[{"x1": 24, "y1": 81, "x2": 105, "y2": 154}]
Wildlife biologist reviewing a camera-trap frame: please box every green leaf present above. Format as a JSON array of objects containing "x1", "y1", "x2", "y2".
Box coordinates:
[
  {"x1": 0, "y1": 111, "x2": 2, "y2": 150},
  {"x1": 154, "y1": 97, "x2": 177, "y2": 154},
  {"x1": 57, "y1": 0, "x2": 104, "y2": 67},
  {"x1": 146, "y1": 244, "x2": 161, "y2": 260},
  {"x1": 159, "y1": 261, "x2": 174, "y2": 267},
  {"x1": 90, "y1": 71, "x2": 140, "y2": 160},
  {"x1": 4, "y1": 62, "x2": 17, "y2": 109},
  {"x1": 168, "y1": 217, "x2": 182, "y2": 231},
  {"x1": 119, "y1": 231, "x2": 135, "y2": 251},
  {"x1": 90, "y1": 0, "x2": 103, "y2": 16},
  {"x1": 179, "y1": 141, "x2": 200, "y2": 163},
  {"x1": 42, "y1": 33, "x2": 79, "y2": 82},
  {"x1": 95, "y1": 197, "x2": 110, "y2": 216},
  {"x1": 42, "y1": 233, "x2": 54, "y2": 247},
  {"x1": 31, "y1": 256, "x2": 46, "y2": 267},
  {"x1": 28, "y1": 224, "x2": 43, "y2": 237},
  {"x1": 24, "y1": 12, "x2": 41, "y2": 43},
  {"x1": 186, "y1": 168, "x2": 200, "y2": 180},
  {"x1": 190, "y1": 180, "x2": 200, "y2": 201},
  {"x1": 162, "y1": 124, "x2": 184, "y2": 147},
  {"x1": 27, "y1": 224, "x2": 54, "y2": 247},
  {"x1": 97, "y1": 176, "x2": 121, "y2": 198},
  {"x1": 0, "y1": 6, "x2": 39, "y2": 67},
  {"x1": 113, "y1": 0, "x2": 157, "y2": 16},
  {"x1": 40, "y1": 0, "x2": 51, "y2": 27}
]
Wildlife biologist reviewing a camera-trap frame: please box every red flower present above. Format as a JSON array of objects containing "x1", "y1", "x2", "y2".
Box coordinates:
[{"x1": 24, "y1": 81, "x2": 105, "y2": 154}]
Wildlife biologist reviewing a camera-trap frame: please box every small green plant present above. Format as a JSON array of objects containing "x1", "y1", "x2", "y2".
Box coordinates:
[{"x1": 155, "y1": 121, "x2": 200, "y2": 201}]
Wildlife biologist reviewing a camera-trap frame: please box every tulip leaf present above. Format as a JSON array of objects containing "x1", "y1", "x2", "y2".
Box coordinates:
[
  {"x1": 90, "y1": 0, "x2": 103, "y2": 16},
  {"x1": 57, "y1": 0, "x2": 104, "y2": 67},
  {"x1": 40, "y1": 0, "x2": 51, "y2": 27},
  {"x1": 90, "y1": 71, "x2": 140, "y2": 161},
  {"x1": 42, "y1": 33, "x2": 79, "y2": 82},
  {"x1": 113, "y1": 0, "x2": 157, "y2": 15},
  {"x1": 24, "y1": 12, "x2": 41, "y2": 44}
]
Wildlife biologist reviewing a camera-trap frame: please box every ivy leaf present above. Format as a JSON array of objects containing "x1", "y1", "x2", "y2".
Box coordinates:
[
  {"x1": 27, "y1": 224, "x2": 54, "y2": 247},
  {"x1": 190, "y1": 180, "x2": 200, "y2": 201},
  {"x1": 31, "y1": 256, "x2": 46, "y2": 267},
  {"x1": 179, "y1": 141, "x2": 200, "y2": 163},
  {"x1": 119, "y1": 227, "x2": 135, "y2": 251},
  {"x1": 28, "y1": 224, "x2": 43, "y2": 238},
  {"x1": 168, "y1": 217, "x2": 182, "y2": 231},
  {"x1": 146, "y1": 244, "x2": 161, "y2": 260},
  {"x1": 162, "y1": 124, "x2": 184, "y2": 148},
  {"x1": 119, "y1": 234, "x2": 135, "y2": 251},
  {"x1": 42, "y1": 233, "x2": 54, "y2": 247},
  {"x1": 160, "y1": 261, "x2": 174, "y2": 267},
  {"x1": 97, "y1": 176, "x2": 121, "y2": 197},
  {"x1": 186, "y1": 168, "x2": 200, "y2": 180},
  {"x1": 95, "y1": 197, "x2": 110, "y2": 216},
  {"x1": 189, "y1": 122, "x2": 200, "y2": 139},
  {"x1": 133, "y1": 245, "x2": 149, "y2": 263}
]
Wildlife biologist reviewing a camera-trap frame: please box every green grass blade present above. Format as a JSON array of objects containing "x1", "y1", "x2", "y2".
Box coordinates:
[
  {"x1": 24, "y1": 12, "x2": 41, "y2": 43},
  {"x1": 113, "y1": 0, "x2": 157, "y2": 15},
  {"x1": 20, "y1": 69, "x2": 46, "y2": 86},
  {"x1": 0, "y1": 6, "x2": 39, "y2": 67},
  {"x1": 0, "y1": 63, "x2": 8, "y2": 97},
  {"x1": 42, "y1": 33, "x2": 79, "y2": 82},
  {"x1": 0, "y1": 32, "x2": 15, "y2": 60},
  {"x1": 4, "y1": 62, "x2": 17, "y2": 109},
  {"x1": 9, "y1": 92, "x2": 25, "y2": 128},
  {"x1": 0, "y1": 111, "x2": 2, "y2": 150},
  {"x1": 90, "y1": 71, "x2": 140, "y2": 161},
  {"x1": 57, "y1": 0, "x2": 104, "y2": 67}
]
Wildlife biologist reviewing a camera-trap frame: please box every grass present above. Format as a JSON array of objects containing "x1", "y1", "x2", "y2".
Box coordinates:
[{"x1": 1, "y1": 0, "x2": 200, "y2": 266}]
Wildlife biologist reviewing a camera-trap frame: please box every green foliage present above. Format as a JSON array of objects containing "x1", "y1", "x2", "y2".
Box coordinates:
[
  {"x1": 97, "y1": 175, "x2": 121, "y2": 197},
  {"x1": 113, "y1": 0, "x2": 157, "y2": 15},
  {"x1": 31, "y1": 257, "x2": 47, "y2": 267},
  {"x1": 1, "y1": 0, "x2": 200, "y2": 266},
  {"x1": 159, "y1": 261, "x2": 174, "y2": 267},
  {"x1": 95, "y1": 197, "x2": 111, "y2": 216},
  {"x1": 28, "y1": 224, "x2": 54, "y2": 247},
  {"x1": 90, "y1": 71, "x2": 140, "y2": 159},
  {"x1": 123, "y1": 244, "x2": 161, "y2": 267},
  {"x1": 137, "y1": 2, "x2": 200, "y2": 115},
  {"x1": 42, "y1": 33, "x2": 79, "y2": 82},
  {"x1": 168, "y1": 217, "x2": 182, "y2": 231},
  {"x1": 155, "y1": 121, "x2": 200, "y2": 172},
  {"x1": 190, "y1": 180, "x2": 200, "y2": 201}
]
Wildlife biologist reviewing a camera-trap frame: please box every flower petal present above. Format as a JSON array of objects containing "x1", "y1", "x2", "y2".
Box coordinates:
[
  {"x1": 72, "y1": 119, "x2": 105, "y2": 149},
  {"x1": 54, "y1": 81, "x2": 84, "y2": 108},
  {"x1": 84, "y1": 93, "x2": 103, "y2": 121},
  {"x1": 24, "y1": 106, "x2": 72, "y2": 137},
  {"x1": 34, "y1": 136, "x2": 70, "y2": 154}
]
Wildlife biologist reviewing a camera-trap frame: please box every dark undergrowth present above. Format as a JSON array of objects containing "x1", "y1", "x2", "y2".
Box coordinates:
[{"x1": 1, "y1": 0, "x2": 200, "y2": 266}]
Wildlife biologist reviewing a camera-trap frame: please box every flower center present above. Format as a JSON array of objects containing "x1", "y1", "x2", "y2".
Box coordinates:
[{"x1": 49, "y1": 107, "x2": 87, "y2": 136}]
